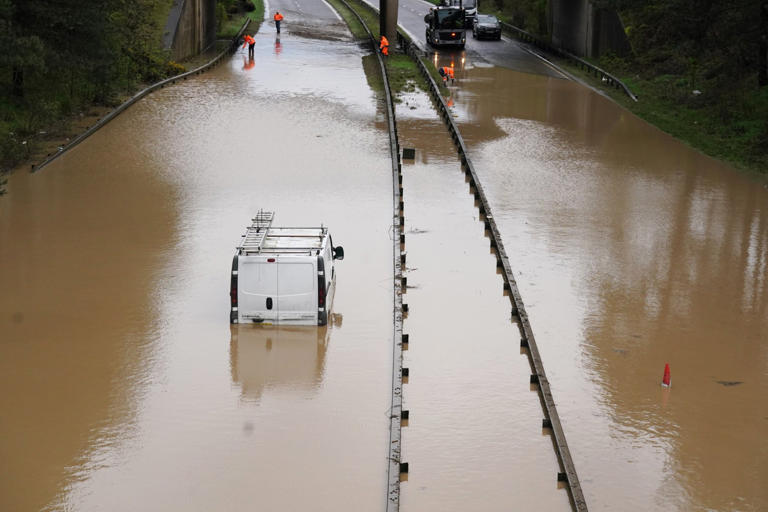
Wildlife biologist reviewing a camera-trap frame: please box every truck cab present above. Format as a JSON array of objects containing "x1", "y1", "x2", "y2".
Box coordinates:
[
  {"x1": 442, "y1": 0, "x2": 476, "y2": 23},
  {"x1": 425, "y1": 6, "x2": 467, "y2": 49},
  {"x1": 230, "y1": 212, "x2": 344, "y2": 326}
]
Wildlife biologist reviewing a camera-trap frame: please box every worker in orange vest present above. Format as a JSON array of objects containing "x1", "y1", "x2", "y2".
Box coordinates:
[
  {"x1": 379, "y1": 35, "x2": 389, "y2": 56},
  {"x1": 274, "y1": 11, "x2": 284, "y2": 33},
  {"x1": 242, "y1": 34, "x2": 256, "y2": 57},
  {"x1": 438, "y1": 65, "x2": 455, "y2": 84}
]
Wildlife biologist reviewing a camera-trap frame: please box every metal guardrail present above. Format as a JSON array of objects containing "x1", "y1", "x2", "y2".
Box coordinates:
[
  {"x1": 32, "y1": 19, "x2": 252, "y2": 173},
  {"x1": 500, "y1": 22, "x2": 637, "y2": 102},
  {"x1": 332, "y1": 1, "x2": 407, "y2": 511},
  {"x1": 345, "y1": 2, "x2": 589, "y2": 508},
  {"x1": 399, "y1": 36, "x2": 589, "y2": 510}
]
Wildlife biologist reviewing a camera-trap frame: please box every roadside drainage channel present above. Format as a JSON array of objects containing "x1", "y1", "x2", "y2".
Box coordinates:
[
  {"x1": 332, "y1": 1, "x2": 407, "y2": 510},
  {"x1": 31, "y1": 20, "x2": 252, "y2": 173},
  {"x1": 397, "y1": 35, "x2": 589, "y2": 512}
]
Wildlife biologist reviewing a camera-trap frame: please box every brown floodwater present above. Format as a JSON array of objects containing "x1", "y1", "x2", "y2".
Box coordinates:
[
  {"x1": 0, "y1": 30, "x2": 395, "y2": 512},
  {"x1": 393, "y1": 87, "x2": 572, "y2": 510},
  {"x1": 2, "y1": 11, "x2": 767, "y2": 512},
  {"x1": 439, "y1": 54, "x2": 768, "y2": 510}
]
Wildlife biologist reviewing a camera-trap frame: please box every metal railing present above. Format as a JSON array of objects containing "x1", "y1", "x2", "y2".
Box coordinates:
[
  {"x1": 345, "y1": 1, "x2": 590, "y2": 509},
  {"x1": 402, "y1": 37, "x2": 589, "y2": 510},
  {"x1": 500, "y1": 22, "x2": 637, "y2": 101}
]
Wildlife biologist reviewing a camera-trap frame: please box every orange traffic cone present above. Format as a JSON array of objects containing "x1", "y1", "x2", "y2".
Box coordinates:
[{"x1": 662, "y1": 363, "x2": 671, "y2": 388}]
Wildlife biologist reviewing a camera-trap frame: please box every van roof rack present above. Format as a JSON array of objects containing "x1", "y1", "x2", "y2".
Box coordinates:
[
  {"x1": 237, "y1": 212, "x2": 329, "y2": 255},
  {"x1": 239, "y1": 211, "x2": 275, "y2": 253}
]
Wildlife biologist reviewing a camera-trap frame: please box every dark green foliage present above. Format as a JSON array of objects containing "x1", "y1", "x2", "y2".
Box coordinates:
[
  {"x1": 216, "y1": 2, "x2": 229, "y2": 32},
  {"x1": 601, "y1": 0, "x2": 768, "y2": 170},
  {"x1": 227, "y1": 0, "x2": 255, "y2": 14},
  {"x1": 0, "y1": 0, "x2": 171, "y2": 171},
  {"x1": 487, "y1": 0, "x2": 547, "y2": 36}
]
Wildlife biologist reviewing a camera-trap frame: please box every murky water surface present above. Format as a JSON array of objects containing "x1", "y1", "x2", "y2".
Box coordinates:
[
  {"x1": 394, "y1": 97, "x2": 571, "y2": 510},
  {"x1": 2, "y1": 9, "x2": 767, "y2": 512},
  {"x1": 439, "y1": 55, "x2": 768, "y2": 510},
  {"x1": 0, "y1": 29, "x2": 393, "y2": 512}
]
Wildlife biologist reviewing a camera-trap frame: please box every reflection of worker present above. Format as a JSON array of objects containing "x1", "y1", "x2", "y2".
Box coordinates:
[
  {"x1": 438, "y1": 65, "x2": 455, "y2": 84},
  {"x1": 242, "y1": 55, "x2": 255, "y2": 70},
  {"x1": 242, "y1": 34, "x2": 255, "y2": 57},
  {"x1": 275, "y1": 35, "x2": 282, "y2": 55},
  {"x1": 379, "y1": 35, "x2": 389, "y2": 56},
  {"x1": 274, "y1": 11, "x2": 284, "y2": 33}
]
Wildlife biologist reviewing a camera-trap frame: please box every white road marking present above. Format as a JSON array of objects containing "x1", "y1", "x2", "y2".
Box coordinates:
[
  {"x1": 519, "y1": 46, "x2": 571, "y2": 80},
  {"x1": 322, "y1": 0, "x2": 344, "y2": 20}
]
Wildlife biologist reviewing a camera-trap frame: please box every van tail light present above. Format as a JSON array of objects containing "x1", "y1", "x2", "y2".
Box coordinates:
[
  {"x1": 317, "y1": 256, "x2": 326, "y2": 309},
  {"x1": 230, "y1": 255, "x2": 239, "y2": 308}
]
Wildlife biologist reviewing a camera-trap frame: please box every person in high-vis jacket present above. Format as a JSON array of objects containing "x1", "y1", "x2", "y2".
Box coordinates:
[
  {"x1": 274, "y1": 11, "x2": 284, "y2": 33},
  {"x1": 379, "y1": 35, "x2": 389, "y2": 56},
  {"x1": 438, "y1": 65, "x2": 455, "y2": 84},
  {"x1": 242, "y1": 34, "x2": 256, "y2": 57}
]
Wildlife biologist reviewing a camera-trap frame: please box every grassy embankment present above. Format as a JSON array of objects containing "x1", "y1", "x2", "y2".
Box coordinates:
[
  {"x1": 219, "y1": 0, "x2": 265, "y2": 38},
  {"x1": 533, "y1": 51, "x2": 768, "y2": 176},
  {"x1": 482, "y1": 8, "x2": 768, "y2": 176},
  {"x1": 0, "y1": 0, "x2": 176, "y2": 188},
  {"x1": 0, "y1": 1, "x2": 266, "y2": 195}
]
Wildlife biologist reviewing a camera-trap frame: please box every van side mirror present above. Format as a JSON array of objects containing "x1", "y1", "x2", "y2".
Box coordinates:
[{"x1": 333, "y1": 246, "x2": 345, "y2": 261}]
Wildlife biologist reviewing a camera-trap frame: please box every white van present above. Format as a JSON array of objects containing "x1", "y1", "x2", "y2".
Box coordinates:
[{"x1": 229, "y1": 212, "x2": 344, "y2": 326}]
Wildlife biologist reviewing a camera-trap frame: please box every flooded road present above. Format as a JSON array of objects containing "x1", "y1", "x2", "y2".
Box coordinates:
[
  {"x1": 442, "y1": 56, "x2": 768, "y2": 510},
  {"x1": 1, "y1": 20, "x2": 394, "y2": 512},
  {"x1": 394, "y1": 90, "x2": 572, "y2": 510},
  {"x1": 2, "y1": 4, "x2": 767, "y2": 512}
]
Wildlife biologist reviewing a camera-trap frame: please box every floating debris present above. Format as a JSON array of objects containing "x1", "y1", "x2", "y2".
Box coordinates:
[{"x1": 716, "y1": 381, "x2": 743, "y2": 387}]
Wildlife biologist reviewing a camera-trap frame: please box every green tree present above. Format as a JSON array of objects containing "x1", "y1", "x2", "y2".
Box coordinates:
[{"x1": 0, "y1": 0, "x2": 44, "y2": 99}]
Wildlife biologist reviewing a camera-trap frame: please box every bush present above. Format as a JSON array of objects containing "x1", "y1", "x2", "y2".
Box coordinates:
[
  {"x1": 166, "y1": 61, "x2": 187, "y2": 76},
  {"x1": 0, "y1": 130, "x2": 30, "y2": 174}
]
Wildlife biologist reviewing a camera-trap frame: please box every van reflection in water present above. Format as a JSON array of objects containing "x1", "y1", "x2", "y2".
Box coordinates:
[{"x1": 229, "y1": 313, "x2": 342, "y2": 401}]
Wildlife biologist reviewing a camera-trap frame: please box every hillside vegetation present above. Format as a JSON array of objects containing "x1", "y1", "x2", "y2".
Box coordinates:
[
  {"x1": 489, "y1": 0, "x2": 768, "y2": 173},
  {"x1": 0, "y1": 0, "x2": 177, "y2": 173},
  {"x1": 1, "y1": 0, "x2": 766, "y2": 177}
]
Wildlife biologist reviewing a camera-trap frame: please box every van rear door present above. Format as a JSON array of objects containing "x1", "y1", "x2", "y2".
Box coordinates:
[
  {"x1": 277, "y1": 259, "x2": 317, "y2": 324},
  {"x1": 239, "y1": 257, "x2": 279, "y2": 323}
]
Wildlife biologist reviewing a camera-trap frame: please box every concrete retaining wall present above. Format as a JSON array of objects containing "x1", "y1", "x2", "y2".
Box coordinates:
[
  {"x1": 164, "y1": 0, "x2": 217, "y2": 61},
  {"x1": 550, "y1": 0, "x2": 629, "y2": 58}
]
